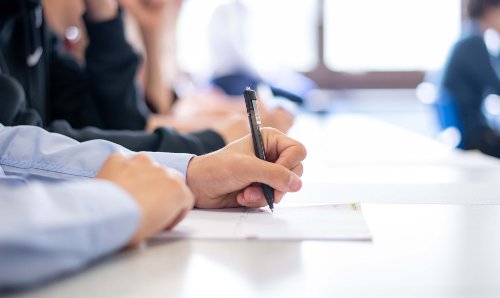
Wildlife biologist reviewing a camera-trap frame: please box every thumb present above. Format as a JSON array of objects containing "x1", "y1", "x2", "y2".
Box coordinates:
[{"x1": 244, "y1": 158, "x2": 302, "y2": 193}]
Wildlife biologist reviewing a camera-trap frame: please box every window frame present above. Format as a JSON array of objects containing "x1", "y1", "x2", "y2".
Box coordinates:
[{"x1": 304, "y1": 0, "x2": 467, "y2": 89}]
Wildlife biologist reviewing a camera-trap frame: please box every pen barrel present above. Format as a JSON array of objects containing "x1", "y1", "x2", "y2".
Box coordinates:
[
  {"x1": 253, "y1": 127, "x2": 267, "y2": 160},
  {"x1": 261, "y1": 183, "x2": 275, "y2": 209},
  {"x1": 247, "y1": 109, "x2": 266, "y2": 160},
  {"x1": 243, "y1": 87, "x2": 274, "y2": 210}
]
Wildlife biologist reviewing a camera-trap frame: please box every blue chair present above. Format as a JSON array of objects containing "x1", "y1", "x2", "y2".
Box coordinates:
[{"x1": 433, "y1": 87, "x2": 466, "y2": 149}]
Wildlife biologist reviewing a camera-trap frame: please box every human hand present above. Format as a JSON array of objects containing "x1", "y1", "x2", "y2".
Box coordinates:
[
  {"x1": 119, "y1": 0, "x2": 179, "y2": 32},
  {"x1": 84, "y1": 0, "x2": 119, "y2": 22},
  {"x1": 186, "y1": 128, "x2": 306, "y2": 209},
  {"x1": 96, "y1": 153, "x2": 194, "y2": 245},
  {"x1": 211, "y1": 114, "x2": 250, "y2": 144},
  {"x1": 261, "y1": 107, "x2": 295, "y2": 133}
]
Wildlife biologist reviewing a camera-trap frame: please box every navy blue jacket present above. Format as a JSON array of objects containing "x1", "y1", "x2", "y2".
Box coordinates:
[{"x1": 441, "y1": 26, "x2": 500, "y2": 157}]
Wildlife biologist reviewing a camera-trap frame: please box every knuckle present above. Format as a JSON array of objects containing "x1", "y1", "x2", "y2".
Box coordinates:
[
  {"x1": 167, "y1": 168, "x2": 185, "y2": 180},
  {"x1": 278, "y1": 172, "x2": 289, "y2": 186},
  {"x1": 107, "y1": 153, "x2": 124, "y2": 163},
  {"x1": 267, "y1": 167, "x2": 284, "y2": 184},
  {"x1": 301, "y1": 145, "x2": 308, "y2": 159},
  {"x1": 296, "y1": 143, "x2": 307, "y2": 160},
  {"x1": 296, "y1": 163, "x2": 304, "y2": 176},
  {"x1": 168, "y1": 177, "x2": 189, "y2": 194},
  {"x1": 132, "y1": 154, "x2": 152, "y2": 164}
]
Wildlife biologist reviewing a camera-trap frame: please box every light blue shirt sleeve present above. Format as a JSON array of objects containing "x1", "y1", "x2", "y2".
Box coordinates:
[
  {"x1": 0, "y1": 180, "x2": 140, "y2": 289},
  {"x1": 0, "y1": 124, "x2": 194, "y2": 184},
  {"x1": 0, "y1": 124, "x2": 195, "y2": 289}
]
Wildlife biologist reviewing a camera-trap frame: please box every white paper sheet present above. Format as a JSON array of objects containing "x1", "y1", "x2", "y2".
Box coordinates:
[{"x1": 154, "y1": 204, "x2": 371, "y2": 241}]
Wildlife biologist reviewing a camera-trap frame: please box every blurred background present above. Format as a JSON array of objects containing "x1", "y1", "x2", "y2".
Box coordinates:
[
  {"x1": 175, "y1": 0, "x2": 464, "y2": 142},
  {"x1": 44, "y1": 0, "x2": 500, "y2": 152}
]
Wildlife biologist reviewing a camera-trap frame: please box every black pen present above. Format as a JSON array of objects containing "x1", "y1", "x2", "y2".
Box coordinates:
[{"x1": 243, "y1": 86, "x2": 275, "y2": 212}]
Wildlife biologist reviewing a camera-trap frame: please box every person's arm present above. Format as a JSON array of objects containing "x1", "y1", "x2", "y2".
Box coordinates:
[
  {"x1": 0, "y1": 152, "x2": 195, "y2": 290},
  {"x1": 48, "y1": 11, "x2": 148, "y2": 131},
  {"x1": 120, "y1": 0, "x2": 181, "y2": 114},
  {"x1": 0, "y1": 124, "x2": 193, "y2": 181},
  {"x1": 48, "y1": 27, "x2": 226, "y2": 154},
  {"x1": 83, "y1": 4, "x2": 150, "y2": 130},
  {"x1": 0, "y1": 180, "x2": 140, "y2": 289},
  {"x1": 47, "y1": 119, "x2": 225, "y2": 155}
]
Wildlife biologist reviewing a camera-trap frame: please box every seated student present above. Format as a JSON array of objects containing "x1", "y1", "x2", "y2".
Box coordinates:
[
  {"x1": 206, "y1": 1, "x2": 316, "y2": 104},
  {"x1": 0, "y1": 123, "x2": 306, "y2": 289},
  {"x1": 440, "y1": 0, "x2": 500, "y2": 157},
  {"x1": 44, "y1": 0, "x2": 294, "y2": 134},
  {"x1": 0, "y1": 0, "x2": 246, "y2": 155}
]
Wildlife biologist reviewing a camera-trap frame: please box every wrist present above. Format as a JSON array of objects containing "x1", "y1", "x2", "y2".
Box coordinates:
[
  {"x1": 84, "y1": 0, "x2": 118, "y2": 22},
  {"x1": 186, "y1": 156, "x2": 203, "y2": 204}
]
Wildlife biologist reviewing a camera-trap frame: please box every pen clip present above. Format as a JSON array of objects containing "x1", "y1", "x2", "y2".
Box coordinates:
[
  {"x1": 253, "y1": 101, "x2": 262, "y2": 126},
  {"x1": 244, "y1": 87, "x2": 262, "y2": 126}
]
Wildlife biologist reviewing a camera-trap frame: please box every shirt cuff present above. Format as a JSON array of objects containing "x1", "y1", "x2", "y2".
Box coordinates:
[{"x1": 145, "y1": 152, "x2": 195, "y2": 177}]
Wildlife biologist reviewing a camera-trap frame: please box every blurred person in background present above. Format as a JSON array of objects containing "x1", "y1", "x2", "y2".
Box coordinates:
[
  {"x1": 439, "y1": 0, "x2": 500, "y2": 157},
  {"x1": 43, "y1": 0, "x2": 294, "y2": 135},
  {"x1": 0, "y1": 0, "x2": 250, "y2": 156}
]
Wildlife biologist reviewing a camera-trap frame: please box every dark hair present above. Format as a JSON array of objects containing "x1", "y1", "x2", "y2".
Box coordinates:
[{"x1": 468, "y1": 0, "x2": 500, "y2": 18}]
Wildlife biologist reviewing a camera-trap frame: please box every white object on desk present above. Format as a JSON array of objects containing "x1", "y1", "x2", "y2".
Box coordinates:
[{"x1": 154, "y1": 204, "x2": 371, "y2": 241}]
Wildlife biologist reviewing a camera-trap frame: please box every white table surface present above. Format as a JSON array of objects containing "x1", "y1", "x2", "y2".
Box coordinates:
[
  {"x1": 10, "y1": 114, "x2": 500, "y2": 298},
  {"x1": 286, "y1": 114, "x2": 500, "y2": 205}
]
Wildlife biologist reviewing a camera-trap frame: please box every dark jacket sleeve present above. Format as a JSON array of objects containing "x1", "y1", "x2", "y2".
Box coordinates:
[
  {"x1": 49, "y1": 13, "x2": 147, "y2": 130},
  {"x1": 83, "y1": 12, "x2": 150, "y2": 130},
  {"x1": 48, "y1": 120, "x2": 225, "y2": 154},
  {"x1": 47, "y1": 14, "x2": 226, "y2": 154}
]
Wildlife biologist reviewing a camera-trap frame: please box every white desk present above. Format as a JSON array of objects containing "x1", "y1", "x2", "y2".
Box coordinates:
[
  {"x1": 286, "y1": 114, "x2": 500, "y2": 205},
  {"x1": 10, "y1": 114, "x2": 500, "y2": 298}
]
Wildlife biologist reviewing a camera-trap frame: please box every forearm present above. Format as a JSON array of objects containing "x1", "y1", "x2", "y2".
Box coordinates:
[
  {"x1": 124, "y1": 0, "x2": 180, "y2": 114},
  {"x1": 84, "y1": 0, "x2": 118, "y2": 22},
  {"x1": 49, "y1": 120, "x2": 225, "y2": 155},
  {"x1": 142, "y1": 28, "x2": 174, "y2": 114},
  {"x1": 0, "y1": 180, "x2": 139, "y2": 289},
  {"x1": 0, "y1": 124, "x2": 194, "y2": 182},
  {"x1": 84, "y1": 11, "x2": 147, "y2": 130}
]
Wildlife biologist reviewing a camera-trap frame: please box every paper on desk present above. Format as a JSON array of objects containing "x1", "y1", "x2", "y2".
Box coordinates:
[{"x1": 154, "y1": 204, "x2": 371, "y2": 241}]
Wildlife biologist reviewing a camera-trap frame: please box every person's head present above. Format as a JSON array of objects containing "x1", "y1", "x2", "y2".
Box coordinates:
[{"x1": 468, "y1": 0, "x2": 500, "y2": 31}]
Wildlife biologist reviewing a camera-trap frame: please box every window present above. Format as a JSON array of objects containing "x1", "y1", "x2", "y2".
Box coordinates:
[
  {"x1": 178, "y1": 0, "x2": 464, "y2": 88},
  {"x1": 177, "y1": 0, "x2": 317, "y2": 76},
  {"x1": 324, "y1": 0, "x2": 462, "y2": 72}
]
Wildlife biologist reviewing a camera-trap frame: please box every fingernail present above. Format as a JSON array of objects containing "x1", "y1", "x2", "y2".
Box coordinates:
[{"x1": 288, "y1": 175, "x2": 302, "y2": 191}]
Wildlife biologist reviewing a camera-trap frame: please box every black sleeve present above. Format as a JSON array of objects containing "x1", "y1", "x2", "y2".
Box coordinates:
[
  {"x1": 48, "y1": 120, "x2": 225, "y2": 154},
  {"x1": 83, "y1": 12, "x2": 150, "y2": 130},
  {"x1": 47, "y1": 13, "x2": 226, "y2": 154},
  {"x1": 49, "y1": 13, "x2": 147, "y2": 131}
]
